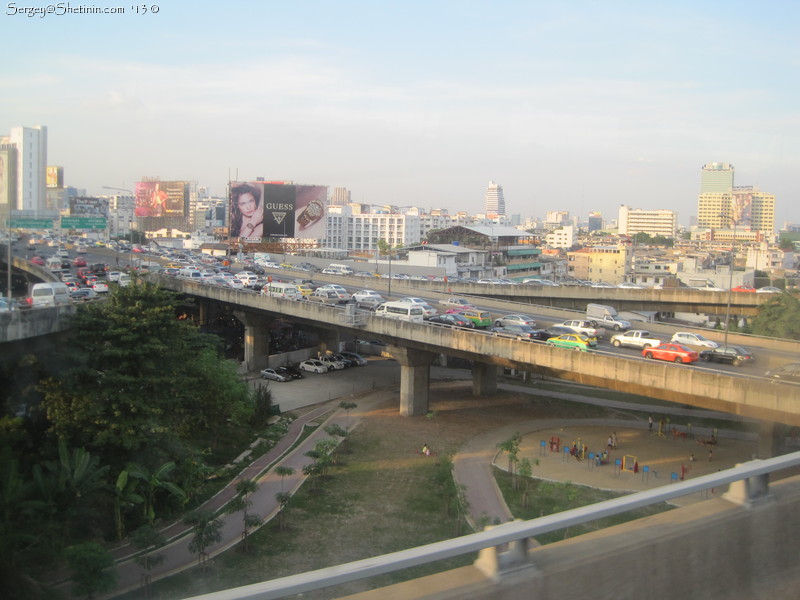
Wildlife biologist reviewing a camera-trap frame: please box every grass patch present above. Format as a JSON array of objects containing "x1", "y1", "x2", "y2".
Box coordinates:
[{"x1": 493, "y1": 468, "x2": 674, "y2": 545}]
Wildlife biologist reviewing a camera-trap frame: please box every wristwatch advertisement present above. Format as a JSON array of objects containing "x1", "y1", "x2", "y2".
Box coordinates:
[{"x1": 297, "y1": 198, "x2": 325, "y2": 230}]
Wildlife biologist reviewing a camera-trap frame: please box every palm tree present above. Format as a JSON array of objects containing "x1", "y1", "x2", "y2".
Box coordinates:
[
  {"x1": 184, "y1": 510, "x2": 222, "y2": 572},
  {"x1": 110, "y1": 469, "x2": 143, "y2": 541},
  {"x1": 274, "y1": 466, "x2": 295, "y2": 492},
  {"x1": 338, "y1": 401, "x2": 357, "y2": 431},
  {"x1": 226, "y1": 479, "x2": 260, "y2": 553}
]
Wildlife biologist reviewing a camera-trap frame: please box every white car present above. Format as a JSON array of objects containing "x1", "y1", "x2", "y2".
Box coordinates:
[
  {"x1": 320, "y1": 356, "x2": 346, "y2": 371},
  {"x1": 107, "y1": 271, "x2": 122, "y2": 282},
  {"x1": 299, "y1": 359, "x2": 328, "y2": 374},
  {"x1": 317, "y1": 284, "x2": 351, "y2": 300},
  {"x1": 352, "y1": 289, "x2": 385, "y2": 308},
  {"x1": 91, "y1": 281, "x2": 109, "y2": 293},
  {"x1": 617, "y1": 282, "x2": 644, "y2": 289},
  {"x1": 398, "y1": 297, "x2": 438, "y2": 317},
  {"x1": 260, "y1": 368, "x2": 291, "y2": 382},
  {"x1": 671, "y1": 331, "x2": 718, "y2": 349},
  {"x1": 560, "y1": 320, "x2": 603, "y2": 338},
  {"x1": 236, "y1": 271, "x2": 259, "y2": 285}
]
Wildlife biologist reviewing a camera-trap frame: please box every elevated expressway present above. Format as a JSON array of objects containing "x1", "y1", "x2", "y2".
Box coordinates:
[{"x1": 158, "y1": 278, "x2": 800, "y2": 456}]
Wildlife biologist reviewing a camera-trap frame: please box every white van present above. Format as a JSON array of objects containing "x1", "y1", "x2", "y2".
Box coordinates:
[
  {"x1": 326, "y1": 263, "x2": 355, "y2": 275},
  {"x1": 178, "y1": 268, "x2": 204, "y2": 281},
  {"x1": 374, "y1": 301, "x2": 425, "y2": 323},
  {"x1": 46, "y1": 257, "x2": 64, "y2": 272},
  {"x1": 118, "y1": 273, "x2": 131, "y2": 287},
  {"x1": 28, "y1": 282, "x2": 71, "y2": 307},
  {"x1": 263, "y1": 282, "x2": 302, "y2": 300}
]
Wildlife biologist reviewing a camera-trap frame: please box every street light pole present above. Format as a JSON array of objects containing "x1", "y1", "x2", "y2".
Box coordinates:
[{"x1": 721, "y1": 216, "x2": 738, "y2": 349}]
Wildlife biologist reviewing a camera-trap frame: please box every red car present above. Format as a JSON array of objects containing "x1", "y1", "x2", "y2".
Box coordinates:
[
  {"x1": 731, "y1": 285, "x2": 756, "y2": 292},
  {"x1": 73, "y1": 257, "x2": 87, "y2": 267},
  {"x1": 31, "y1": 256, "x2": 45, "y2": 266},
  {"x1": 642, "y1": 343, "x2": 699, "y2": 364}
]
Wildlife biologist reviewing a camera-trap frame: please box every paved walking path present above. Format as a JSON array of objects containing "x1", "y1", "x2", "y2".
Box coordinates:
[{"x1": 452, "y1": 381, "x2": 761, "y2": 528}]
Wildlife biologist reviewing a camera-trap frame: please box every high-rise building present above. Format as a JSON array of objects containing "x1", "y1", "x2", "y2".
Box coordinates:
[
  {"x1": 0, "y1": 125, "x2": 47, "y2": 211},
  {"x1": 618, "y1": 205, "x2": 677, "y2": 238},
  {"x1": 587, "y1": 212, "x2": 603, "y2": 232},
  {"x1": 484, "y1": 181, "x2": 505, "y2": 216},
  {"x1": 330, "y1": 186, "x2": 351, "y2": 206},
  {"x1": 697, "y1": 162, "x2": 775, "y2": 233},
  {"x1": 700, "y1": 162, "x2": 734, "y2": 194}
]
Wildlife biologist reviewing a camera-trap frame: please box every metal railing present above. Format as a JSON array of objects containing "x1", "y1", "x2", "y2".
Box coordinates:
[{"x1": 183, "y1": 451, "x2": 800, "y2": 600}]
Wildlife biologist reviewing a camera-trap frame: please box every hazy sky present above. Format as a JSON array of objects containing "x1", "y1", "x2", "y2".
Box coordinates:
[{"x1": 3, "y1": 1, "x2": 798, "y2": 226}]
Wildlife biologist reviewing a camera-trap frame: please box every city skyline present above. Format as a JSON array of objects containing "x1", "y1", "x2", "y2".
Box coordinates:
[{"x1": 2, "y1": 1, "x2": 798, "y2": 226}]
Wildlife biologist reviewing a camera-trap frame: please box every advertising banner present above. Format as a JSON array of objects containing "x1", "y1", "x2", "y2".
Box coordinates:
[
  {"x1": 46, "y1": 166, "x2": 64, "y2": 188},
  {"x1": 135, "y1": 181, "x2": 186, "y2": 217},
  {"x1": 69, "y1": 196, "x2": 109, "y2": 219},
  {"x1": 229, "y1": 182, "x2": 328, "y2": 240}
]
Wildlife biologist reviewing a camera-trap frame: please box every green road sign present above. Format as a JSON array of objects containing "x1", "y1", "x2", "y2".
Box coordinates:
[
  {"x1": 10, "y1": 218, "x2": 55, "y2": 229},
  {"x1": 60, "y1": 217, "x2": 108, "y2": 229}
]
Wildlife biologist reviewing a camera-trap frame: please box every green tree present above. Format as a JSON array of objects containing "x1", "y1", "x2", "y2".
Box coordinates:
[
  {"x1": 275, "y1": 465, "x2": 295, "y2": 492},
  {"x1": 131, "y1": 525, "x2": 166, "y2": 599},
  {"x1": 517, "y1": 457, "x2": 539, "y2": 509},
  {"x1": 184, "y1": 510, "x2": 223, "y2": 572},
  {"x1": 324, "y1": 423, "x2": 349, "y2": 458},
  {"x1": 275, "y1": 492, "x2": 291, "y2": 530},
  {"x1": 226, "y1": 479, "x2": 260, "y2": 553},
  {"x1": 40, "y1": 281, "x2": 252, "y2": 470},
  {"x1": 110, "y1": 468, "x2": 143, "y2": 541},
  {"x1": 749, "y1": 293, "x2": 800, "y2": 340},
  {"x1": 64, "y1": 541, "x2": 117, "y2": 599},
  {"x1": 127, "y1": 461, "x2": 186, "y2": 524},
  {"x1": 497, "y1": 433, "x2": 522, "y2": 487},
  {"x1": 338, "y1": 401, "x2": 357, "y2": 431}
]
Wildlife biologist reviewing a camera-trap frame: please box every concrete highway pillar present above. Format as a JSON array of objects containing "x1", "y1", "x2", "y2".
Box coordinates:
[
  {"x1": 233, "y1": 310, "x2": 271, "y2": 373},
  {"x1": 317, "y1": 329, "x2": 340, "y2": 356},
  {"x1": 197, "y1": 298, "x2": 210, "y2": 326},
  {"x1": 757, "y1": 421, "x2": 789, "y2": 459},
  {"x1": 389, "y1": 345, "x2": 437, "y2": 417},
  {"x1": 472, "y1": 362, "x2": 499, "y2": 396}
]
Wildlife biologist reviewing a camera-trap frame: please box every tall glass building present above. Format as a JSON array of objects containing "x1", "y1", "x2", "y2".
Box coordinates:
[{"x1": 484, "y1": 181, "x2": 505, "y2": 216}]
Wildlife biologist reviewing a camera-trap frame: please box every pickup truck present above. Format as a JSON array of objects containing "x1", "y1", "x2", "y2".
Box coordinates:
[
  {"x1": 592, "y1": 314, "x2": 631, "y2": 331},
  {"x1": 610, "y1": 329, "x2": 662, "y2": 349}
]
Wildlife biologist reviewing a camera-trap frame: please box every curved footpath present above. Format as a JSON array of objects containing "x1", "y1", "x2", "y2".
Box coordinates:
[{"x1": 88, "y1": 370, "x2": 762, "y2": 599}]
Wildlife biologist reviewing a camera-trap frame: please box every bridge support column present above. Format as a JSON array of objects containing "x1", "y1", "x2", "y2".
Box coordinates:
[
  {"x1": 389, "y1": 346, "x2": 437, "y2": 417},
  {"x1": 233, "y1": 311, "x2": 271, "y2": 373},
  {"x1": 472, "y1": 362, "x2": 499, "y2": 396},
  {"x1": 316, "y1": 329, "x2": 340, "y2": 356},
  {"x1": 757, "y1": 421, "x2": 789, "y2": 459}
]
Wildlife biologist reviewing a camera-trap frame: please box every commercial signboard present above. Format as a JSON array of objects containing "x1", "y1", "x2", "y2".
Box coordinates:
[
  {"x1": 46, "y1": 166, "x2": 64, "y2": 188},
  {"x1": 69, "y1": 196, "x2": 109, "y2": 218},
  {"x1": 135, "y1": 181, "x2": 187, "y2": 217},
  {"x1": 228, "y1": 182, "x2": 328, "y2": 241}
]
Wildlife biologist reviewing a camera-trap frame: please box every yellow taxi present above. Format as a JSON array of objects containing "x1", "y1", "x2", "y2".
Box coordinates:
[{"x1": 296, "y1": 283, "x2": 314, "y2": 297}]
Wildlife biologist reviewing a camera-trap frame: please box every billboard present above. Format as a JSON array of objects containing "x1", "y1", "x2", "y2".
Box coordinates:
[
  {"x1": 70, "y1": 196, "x2": 109, "y2": 219},
  {"x1": 135, "y1": 181, "x2": 187, "y2": 217},
  {"x1": 46, "y1": 166, "x2": 64, "y2": 188},
  {"x1": 229, "y1": 182, "x2": 328, "y2": 241}
]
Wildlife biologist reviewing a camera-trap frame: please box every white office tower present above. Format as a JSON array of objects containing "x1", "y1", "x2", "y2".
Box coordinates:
[
  {"x1": 4, "y1": 126, "x2": 48, "y2": 211},
  {"x1": 484, "y1": 181, "x2": 506, "y2": 216},
  {"x1": 700, "y1": 162, "x2": 734, "y2": 193},
  {"x1": 618, "y1": 205, "x2": 677, "y2": 237}
]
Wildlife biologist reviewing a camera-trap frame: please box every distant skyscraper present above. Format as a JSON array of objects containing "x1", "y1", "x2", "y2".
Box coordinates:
[
  {"x1": 0, "y1": 125, "x2": 47, "y2": 211},
  {"x1": 484, "y1": 181, "x2": 505, "y2": 216},
  {"x1": 700, "y1": 162, "x2": 734, "y2": 194},
  {"x1": 697, "y1": 162, "x2": 775, "y2": 233},
  {"x1": 330, "y1": 186, "x2": 351, "y2": 206},
  {"x1": 587, "y1": 212, "x2": 603, "y2": 232}
]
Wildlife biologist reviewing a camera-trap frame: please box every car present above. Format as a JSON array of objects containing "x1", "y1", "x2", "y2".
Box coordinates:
[
  {"x1": 671, "y1": 332, "x2": 718, "y2": 350},
  {"x1": 316, "y1": 284, "x2": 350, "y2": 300},
  {"x1": 296, "y1": 283, "x2": 314, "y2": 297},
  {"x1": 91, "y1": 281, "x2": 110, "y2": 293},
  {"x1": 756, "y1": 286, "x2": 783, "y2": 294},
  {"x1": 73, "y1": 257, "x2": 87, "y2": 267},
  {"x1": 590, "y1": 281, "x2": 615, "y2": 288},
  {"x1": 765, "y1": 362, "x2": 800, "y2": 384},
  {"x1": 532, "y1": 325, "x2": 577, "y2": 341},
  {"x1": 299, "y1": 359, "x2": 328, "y2": 374},
  {"x1": 730, "y1": 285, "x2": 756, "y2": 292},
  {"x1": 260, "y1": 368, "x2": 292, "y2": 382},
  {"x1": 491, "y1": 324, "x2": 539, "y2": 339},
  {"x1": 276, "y1": 365, "x2": 304, "y2": 379},
  {"x1": 332, "y1": 353, "x2": 355, "y2": 368},
  {"x1": 30, "y1": 256, "x2": 45, "y2": 266},
  {"x1": 0, "y1": 298, "x2": 21, "y2": 312},
  {"x1": 398, "y1": 297, "x2": 438, "y2": 317},
  {"x1": 643, "y1": 343, "x2": 699, "y2": 364},
  {"x1": 457, "y1": 309, "x2": 493, "y2": 328},
  {"x1": 616, "y1": 282, "x2": 644, "y2": 289},
  {"x1": 352, "y1": 289, "x2": 385, "y2": 308},
  {"x1": 522, "y1": 278, "x2": 560, "y2": 286},
  {"x1": 493, "y1": 314, "x2": 536, "y2": 328},
  {"x1": 338, "y1": 351, "x2": 368, "y2": 366},
  {"x1": 700, "y1": 345, "x2": 755, "y2": 367},
  {"x1": 107, "y1": 271, "x2": 122, "y2": 282},
  {"x1": 320, "y1": 356, "x2": 345, "y2": 371},
  {"x1": 559, "y1": 319, "x2": 603, "y2": 339},
  {"x1": 428, "y1": 313, "x2": 476, "y2": 328},
  {"x1": 546, "y1": 334, "x2": 597, "y2": 351},
  {"x1": 439, "y1": 297, "x2": 476, "y2": 310},
  {"x1": 70, "y1": 288, "x2": 98, "y2": 302}
]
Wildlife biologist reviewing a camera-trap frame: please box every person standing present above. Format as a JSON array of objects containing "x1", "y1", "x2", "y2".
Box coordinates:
[{"x1": 648, "y1": 414, "x2": 654, "y2": 432}]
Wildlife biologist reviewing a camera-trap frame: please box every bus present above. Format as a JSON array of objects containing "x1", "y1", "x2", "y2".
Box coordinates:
[{"x1": 373, "y1": 301, "x2": 425, "y2": 323}]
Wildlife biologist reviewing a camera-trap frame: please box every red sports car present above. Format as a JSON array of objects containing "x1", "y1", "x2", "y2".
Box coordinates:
[{"x1": 642, "y1": 343, "x2": 699, "y2": 364}]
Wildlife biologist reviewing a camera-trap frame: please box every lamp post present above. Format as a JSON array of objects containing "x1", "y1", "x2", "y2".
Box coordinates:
[
  {"x1": 103, "y1": 186, "x2": 135, "y2": 268},
  {"x1": 719, "y1": 215, "x2": 738, "y2": 349}
]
